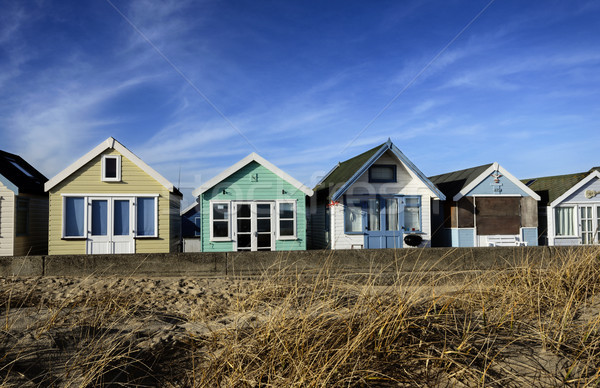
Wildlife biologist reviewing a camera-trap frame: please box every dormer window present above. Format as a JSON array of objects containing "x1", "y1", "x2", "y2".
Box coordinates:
[
  {"x1": 369, "y1": 164, "x2": 396, "y2": 183},
  {"x1": 102, "y1": 155, "x2": 121, "y2": 182}
]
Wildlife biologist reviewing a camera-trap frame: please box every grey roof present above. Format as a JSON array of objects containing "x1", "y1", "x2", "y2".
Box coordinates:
[
  {"x1": 428, "y1": 163, "x2": 494, "y2": 199},
  {"x1": 0, "y1": 150, "x2": 47, "y2": 195},
  {"x1": 522, "y1": 167, "x2": 600, "y2": 205}
]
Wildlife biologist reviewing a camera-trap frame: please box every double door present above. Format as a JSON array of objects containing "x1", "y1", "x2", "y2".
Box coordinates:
[
  {"x1": 86, "y1": 197, "x2": 135, "y2": 254},
  {"x1": 234, "y1": 202, "x2": 274, "y2": 251},
  {"x1": 363, "y1": 197, "x2": 404, "y2": 249}
]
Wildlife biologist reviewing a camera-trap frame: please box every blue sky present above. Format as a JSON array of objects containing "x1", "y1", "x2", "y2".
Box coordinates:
[{"x1": 1, "y1": 0, "x2": 599, "y2": 205}]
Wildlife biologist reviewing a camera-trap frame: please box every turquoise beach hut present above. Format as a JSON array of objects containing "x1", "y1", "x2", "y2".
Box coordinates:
[{"x1": 191, "y1": 153, "x2": 313, "y2": 252}]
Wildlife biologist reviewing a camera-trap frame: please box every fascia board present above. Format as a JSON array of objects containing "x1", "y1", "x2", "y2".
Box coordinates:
[
  {"x1": 549, "y1": 170, "x2": 600, "y2": 207},
  {"x1": 111, "y1": 141, "x2": 176, "y2": 192},
  {"x1": 192, "y1": 153, "x2": 313, "y2": 198},
  {"x1": 389, "y1": 143, "x2": 446, "y2": 201},
  {"x1": 44, "y1": 138, "x2": 112, "y2": 192},
  {"x1": 0, "y1": 173, "x2": 19, "y2": 195},
  {"x1": 314, "y1": 162, "x2": 340, "y2": 189},
  {"x1": 180, "y1": 200, "x2": 199, "y2": 216},
  {"x1": 44, "y1": 137, "x2": 178, "y2": 194},
  {"x1": 453, "y1": 162, "x2": 541, "y2": 201}
]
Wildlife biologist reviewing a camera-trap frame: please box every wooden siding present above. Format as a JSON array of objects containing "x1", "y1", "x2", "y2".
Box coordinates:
[
  {"x1": 201, "y1": 161, "x2": 308, "y2": 252},
  {"x1": 475, "y1": 197, "x2": 521, "y2": 236},
  {"x1": 457, "y1": 197, "x2": 475, "y2": 228},
  {"x1": 169, "y1": 193, "x2": 181, "y2": 252},
  {"x1": 49, "y1": 149, "x2": 173, "y2": 255},
  {"x1": 520, "y1": 197, "x2": 538, "y2": 228},
  {"x1": 331, "y1": 151, "x2": 438, "y2": 248},
  {"x1": 561, "y1": 176, "x2": 600, "y2": 204},
  {"x1": 0, "y1": 184, "x2": 14, "y2": 256},
  {"x1": 466, "y1": 173, "x2": 531, "y2": 196},
  {"x1": 13, "y1": 193, "x2": 48, "y2": 256}
]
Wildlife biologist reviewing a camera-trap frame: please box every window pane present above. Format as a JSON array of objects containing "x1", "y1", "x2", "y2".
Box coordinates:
[
  {"x1": 344, "y1": 199, "x2": 362, "y2": 233},
  {"x1": 114, "y1": 200, "x2": 129, "y2": 236},
  {"x1": 91, "y1": 200, "x2": 108, "y2": 236},
  {"x1": 258, "y1": 218, "x2": 271, "y2": 233},
  {"x1": 280, "y1": 220, "x2": 294, "y2": 236},
  {"x1": 279, "y1": 203, "x2": 294, "y2": 219},
  {"x1": 213, "y1": 203, "x2": 229, "y2": 220},
  {"x1": 555, "y1": 207, "x2": 574, "y2": 236},
  {"x1": 257, "y1": 204, "x2": 271, "y2": 218},
  {"x1": 237, "y1": 204, "x2": 250, "y2": 218},
  {"x1": 385, "y1": 198, "x2": 399, "y2": 231},
  {"x1": 213, "y1": 221, "x2": 229, "y2": 238},
  {"x1": 238, "y1": 219, "x2": 251, "y2": 233},
  {"x1": 65, "y1": 197, "x2": 85, "y2": 236},
  {"x1": 405, "y1": 197, "x2": 419, "y2": 207},
  {"x1": 405, "y1": 207, "x2": 420, "y2": 232},
  {"x1": 257, "y1": 233, "x2": 271, "y2": 248},
  {"x1": 367, "y1": 199, "x2": 380, "y2": 231},
  {"x1": 370, "y1": 165, "x2": 395, "y2": 182},
  {"x1": 105, "y1": 157, "x2": 117, "y2": 178},
  {"x1": 237, "y1": 233, "x2": 251, "y2": 248},
  {"x1": 137, "y1": 197, "x2": 155, "y2": 236}
]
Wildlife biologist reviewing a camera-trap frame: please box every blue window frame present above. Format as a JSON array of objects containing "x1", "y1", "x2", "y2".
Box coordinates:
[
  {"x1": 404, "y1": 196, "x2": 422, "y2": 232},
  {"x1": 64, "y1": 197, "x2": 85, "y2": 237},
  {"x1": 368, "y1": 165, "x2": 397, "y2": 183}
]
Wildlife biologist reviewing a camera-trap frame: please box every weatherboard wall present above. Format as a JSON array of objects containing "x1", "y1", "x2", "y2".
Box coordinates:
[
  {"x1": 331, "y1": 152, "x2": 438, "y2": 249},
  {"x1": 200, "y1": 161, "x2": 308, "y2": 252},
  {"x1": 465, "y1": 174, "x2": 530, "y2": 197},
  {"x1": 0, "y1": 183, "x2": 14, "y2": 256},
  {"x1": 48, "y1": 149, "x2": 175, "y2": 255}
]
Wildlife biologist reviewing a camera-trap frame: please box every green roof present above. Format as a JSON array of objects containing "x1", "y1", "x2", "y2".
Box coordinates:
[
  {"x1": 521, "y1": 167, "x2": 600, "y2": 205},
  {"x1": 314, "y1": 143, "x2": 384, "y2": 192},
  {"x1": 428, "y1": 163, "x2": 493, "y2": 199}
]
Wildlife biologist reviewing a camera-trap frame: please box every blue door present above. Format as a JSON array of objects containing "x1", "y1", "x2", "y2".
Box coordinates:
[{"x1": 364, "y1": 197, "x2": 404, "y2": 249}]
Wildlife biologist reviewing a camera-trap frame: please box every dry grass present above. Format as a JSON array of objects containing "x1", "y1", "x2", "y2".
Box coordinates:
[{"x1": 1, "y1": 247, "x2": 600, "y2": 387}]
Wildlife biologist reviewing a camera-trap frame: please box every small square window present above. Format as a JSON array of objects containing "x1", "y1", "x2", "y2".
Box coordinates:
[
  {"x1": 369, "y1": 165, "x2": 396, "y2": 183},
  {"x1": 102, "y1": 155, "x2": 121, "y2": 182}
]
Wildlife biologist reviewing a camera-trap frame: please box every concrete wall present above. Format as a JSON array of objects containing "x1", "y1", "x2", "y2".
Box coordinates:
[{"x1": 0, "y1": 246, "x2": 596, "y2": 277}]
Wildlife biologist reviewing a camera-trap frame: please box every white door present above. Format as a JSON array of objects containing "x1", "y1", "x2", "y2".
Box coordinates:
[
  {"x1": 112, "y1": 199, "x2": 134, "y2": 253},
  {"x1": 234, "y1": 202, "x2": 274, "y2": 251},
  {"x1": 87, "y1": 198, "x2": 135, "y2": 254}
]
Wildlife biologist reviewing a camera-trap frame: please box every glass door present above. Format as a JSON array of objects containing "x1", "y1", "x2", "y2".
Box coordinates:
[
  {"x1": 87, "y1": 199, "x2": 110, "y2": 254},
  {"x1": 87, "y1": 198, "x2": 135, "y2": 254},
  {"x1": 234, "y1": 202, "x2": 274, "y2": 251},
  {"x1": 581, "y1": 206, "x2": 594, "y2": 244},
  {"x1": 363, "y1": 197, "x2": 403, "y2": 249}
]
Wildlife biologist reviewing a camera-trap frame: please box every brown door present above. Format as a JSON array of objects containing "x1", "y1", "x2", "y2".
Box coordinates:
[{"x1": 475, "y1": 197, "x2": 520, "y2": 235}]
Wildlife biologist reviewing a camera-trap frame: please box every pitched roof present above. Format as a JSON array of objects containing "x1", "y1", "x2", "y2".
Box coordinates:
[
  {"x1": 44, "y1": 137, "x2": 182, "y2": 196},
  {"x1": 0, "y1": 150, "x2": 48, "y2": 195},
  {"x1": 192, "y1": 152, "x2": 314, "y2": 197},
  {"x1": 522, "y1": 167, "x2": 600, "y2": 205},
  {"x1": 314, "y1": 143, "x2": 382, "y2": 192},
  {"x1": 314, "y1": 139, "x2": 445, "y2": 201},
  {"x1": 430, "y1": 162, "x2": 541, "y2": 201},
  {"x1": 429, "y1": 163, "x2": 493, "y2": 199}
]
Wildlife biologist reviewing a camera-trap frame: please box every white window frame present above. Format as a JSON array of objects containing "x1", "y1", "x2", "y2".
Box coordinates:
[
  {"x1": 210, "y1": 201, "x2": 231, "y2": 241},
  {"x1": 134, "y1": 196, "x2": 158, "y2": 238},
  {"x1": 554, "y1": 206, "x2": 577, "y2": 237},
  {"x1": 101, "y1": 155, "x2": 122, "y2": 182},
  {"x1": 61, "y1": 193, "x2": 159, "y2": 239},
  {"x1": 62, "y1": 195, "x2": 87, "y2": 239},
  {"x1": 276, "y1": 200, "x2": 297, "y2": 240}
]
